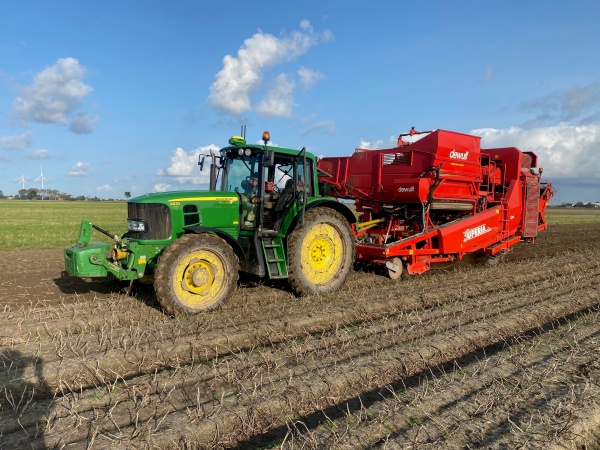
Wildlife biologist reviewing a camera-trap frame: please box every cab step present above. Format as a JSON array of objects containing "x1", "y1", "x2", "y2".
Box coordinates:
[{"x1": 261, "y1": 237, "x2": 288, "y2": 279}]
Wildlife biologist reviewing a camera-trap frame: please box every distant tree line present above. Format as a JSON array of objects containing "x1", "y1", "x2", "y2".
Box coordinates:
[
  {"x1": 556, "y1": 202, "x2": 600, "y2": 208},
  {"x1": 0, "y1": 188, "x2": 125, "y2": 202},
  {"x1": 0, "y1": 188, "x2": 597, "y2": 206}
]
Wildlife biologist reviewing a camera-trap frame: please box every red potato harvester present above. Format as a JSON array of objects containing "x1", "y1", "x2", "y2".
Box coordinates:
[{"x1": 317, "y1": 128, "x2": 554, "y2": 278}]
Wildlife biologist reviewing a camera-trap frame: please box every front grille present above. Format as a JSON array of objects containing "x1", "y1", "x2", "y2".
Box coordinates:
[{"x1": 127, "y1": 203, "x2": 171, "y2": 240}]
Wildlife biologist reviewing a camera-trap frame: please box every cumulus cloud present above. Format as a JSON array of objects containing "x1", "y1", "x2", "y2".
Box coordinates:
[
  {"x1": 26, "y1": 149, "x2": 51, "y2": 159},
  {"x1": 158, "y1": 145, "x2": 218, "y2": 184},
  {"x1": 359, "y1": 132, "x2": 425, "y2": 149},
  {"x1": 11, "y1": 57, "x2": 97, "y2": 133},
  {"x1": 0, "y1": 131, "x2": 31, "y2": 150},
  {"x1": 67, "y1": 161, "x2": 90, "y2": 176},
  {"x1": 69, "y1": 112, "x2": 99, "y2": 134},
  {"x1": 97, "y1": 184, "x2": 113, "y2": 192},
  {"x1": 256, "y1": 74, "x2": 295, "y2": 117},
  {"x1": 298, "y1": 67, "x2": 325, "y2": 89},
  {"x1": 153, "y1": 183, "x2": 171, "y2": 192},
  {"x1": 209, "y1": 20, "x2": 332, "y2": 116},
  {"x1": 471, "y1": 124, "x2": 600, "y2": 180},
  {"x1": 358, "y1": 137, "x2": 396, "y2": 150}
]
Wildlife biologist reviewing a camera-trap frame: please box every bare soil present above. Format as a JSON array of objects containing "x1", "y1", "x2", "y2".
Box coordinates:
[{"x1": 0, "y1": 223, "x2": 599, "y2": 449}]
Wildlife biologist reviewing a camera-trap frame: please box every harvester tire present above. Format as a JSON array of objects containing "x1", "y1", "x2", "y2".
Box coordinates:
[
  {"x1": 154, "y1": 233, "x2": 238, "y2": 315},
  {"x1": 287, "y1": 207, "x2": 354, "y2": 296},
  {"x1": 475, "y1": 251, "x2": 506, "y2": 267}
]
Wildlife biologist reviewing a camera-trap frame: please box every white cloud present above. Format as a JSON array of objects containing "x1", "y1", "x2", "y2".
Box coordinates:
[
  {"x1": 67, "y1": 161, "x2": 90, "y2": 176},
  {"x1": 298, "y1": 67, "x2": 325, "y2": 89},
  {"x1": 209, "y1": 21, "x2": 332, "y2": 116},
  {"x1": 11, "y1": 57, "x2": 96, "y2": 133},
  {"x1": 358, "y1": 135, "x2": 401, "y2": 149},
  {"x1": 97, "y1": 184, "x2": 113, "y2": 192},
  {"x1": 299, "y1": 19, "x2": 313, "y2": 33},
  {"x1": 256, "y1": 74, "x2": 295, "y2": 117},
  {"x1": 471, "y1": 124, "x2": 600, "y2": 180},
  {"x1": 69, "y1": 112, "x2": 99, "y2": 134},
  {"x1": 153, "y1": 183, "x2": 171, "y2": 192},
  {"x1": 358, "y1": 131, "x2": 428, "y2": 149},
  {"x1": 0, "y1": 131, "x2": 31, "y2": 150},
  {"x1": 26, "y1": 149, "x2": 51, "y2": 159},
  {"x1": 359, "y1": 138, "x2": 389, "y2": 149},
  {"x1": 158, "y1": 145, "x2": 218, "y2": 184}
]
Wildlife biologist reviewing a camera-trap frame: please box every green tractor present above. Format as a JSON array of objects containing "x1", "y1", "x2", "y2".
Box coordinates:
[{"x1": 64, "y1": 131, "x2": 356, "y2": 314}]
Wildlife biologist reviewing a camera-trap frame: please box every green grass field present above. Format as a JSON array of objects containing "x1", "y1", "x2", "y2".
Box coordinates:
[
  {"x1": 545, "y1": 207, "x2": 600, "y2": 224},
  {"x1": 0, "y1": 200, "x2": 127, "y2": 250},
  {"x1": 0, "y1": 200, "x2": 598, "y2": 251}
]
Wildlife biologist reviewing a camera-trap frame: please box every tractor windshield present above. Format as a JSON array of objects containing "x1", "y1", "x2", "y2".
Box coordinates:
[{"x1": 221, "y1": 154, "x2": 260, "y2": 195}]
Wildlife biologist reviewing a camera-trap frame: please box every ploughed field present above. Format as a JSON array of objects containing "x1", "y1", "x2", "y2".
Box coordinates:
[{"x1": 1, "y1": 219, "x2": 599, "y2": 449}]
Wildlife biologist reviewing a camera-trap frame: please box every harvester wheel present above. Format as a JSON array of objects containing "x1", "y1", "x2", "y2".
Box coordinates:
[
  {"x1": 475, "y1": 251, "x2": 506, "y2": 267},
  {"x1": 387, "y1": 257, "x2": 403, "y2": 280},
  {"x1": 287, "y1": 208, "x2": 354, "y2": 296},
  {"x1": 154, "y1": 234, "x2": 238, "y2": 315}
]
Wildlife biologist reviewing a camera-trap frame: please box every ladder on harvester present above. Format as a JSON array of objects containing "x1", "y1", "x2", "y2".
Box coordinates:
[
  {"x1": 261, "y1": 237, "x2": 288, "y2": 279},
  {"x1": 499, "y1": 198, "x2": 510, "y2": 241}
]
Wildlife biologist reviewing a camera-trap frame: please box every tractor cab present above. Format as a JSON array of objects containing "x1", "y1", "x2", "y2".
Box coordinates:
[
  {"x1": 197, "y1": 131, "x2": 321, "y2": 280},
  {"x1": 204, "y1": 131, "x2": 312, "y2": 235}
]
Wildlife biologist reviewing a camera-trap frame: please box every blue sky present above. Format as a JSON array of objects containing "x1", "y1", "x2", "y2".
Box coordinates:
[{"x1": 1, "y1": 0, "x2": 599, "y2": 203}]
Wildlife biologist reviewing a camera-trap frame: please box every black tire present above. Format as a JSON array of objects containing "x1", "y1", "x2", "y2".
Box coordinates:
[
  {"x1": 287, "y1": 208, "x2": 354, "y2": 296},
  {"x1": 474, "y1": 251, "x2": 506, "y2": 267},
  {"x1": 154, "y1": 234, "x2": 239, "y2": 315}
]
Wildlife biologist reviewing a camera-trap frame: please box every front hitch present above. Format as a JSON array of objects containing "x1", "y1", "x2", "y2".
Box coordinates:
[
  {"x1": 66, "y1": 221, "x2": 125, "y2": 278},
  {"x1": 65, "y1": 220, "x2": 160, "y2": 281}
]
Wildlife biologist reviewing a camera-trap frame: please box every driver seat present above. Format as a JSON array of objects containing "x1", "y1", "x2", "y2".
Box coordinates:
[{"x1": 274, "y1": 178, "x2": 294, "y2": 213}]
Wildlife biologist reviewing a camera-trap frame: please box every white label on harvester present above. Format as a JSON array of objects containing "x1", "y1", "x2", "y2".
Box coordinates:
[
  {"x1": 397, "y1": 186, "x2": 415, "y2": 193},
  {"x1": 463, "y1": 224, "x2": 491, "y2": 242},
  {"x1": 450, "y1": 150, "x2": 469, "y2": 160}
]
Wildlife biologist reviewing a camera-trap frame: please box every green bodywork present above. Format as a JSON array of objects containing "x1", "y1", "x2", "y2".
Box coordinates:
[{"x1": 64, "y1": 138, "x2": 355, "y2": 282}]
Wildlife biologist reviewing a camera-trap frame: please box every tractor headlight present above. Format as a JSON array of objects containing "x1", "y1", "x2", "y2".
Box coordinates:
[{"x1": 127, "y1": 218, "x2": 148, "y2": 233}]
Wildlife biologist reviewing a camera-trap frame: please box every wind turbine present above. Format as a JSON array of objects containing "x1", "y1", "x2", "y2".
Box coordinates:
[
  {"x1": 17, "y1": 174, "x2": 27, "y2": 190},
  {"x1": 35, "y1": 167, "x2": 48, "y2": 200},
  {"x1": 16, "y1": 174, "x2": 27, "y2": 199}
]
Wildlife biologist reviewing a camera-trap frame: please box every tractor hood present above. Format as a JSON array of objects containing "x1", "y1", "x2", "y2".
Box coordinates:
[{"x1": 127, "y1": 190, "x2": 240, "y2": 242}]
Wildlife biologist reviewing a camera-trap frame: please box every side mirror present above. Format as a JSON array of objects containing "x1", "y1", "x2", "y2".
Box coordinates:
[
  {"x1": 263, "y1": 149, "x2": 275, "y2": 167},
  {"x1": 198, "y1": 155, "x2": 206, "y2": 171}
]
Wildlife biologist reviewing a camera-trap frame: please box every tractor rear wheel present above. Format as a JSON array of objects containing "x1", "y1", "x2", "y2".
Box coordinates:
[
  {"x1": 154, "y1": 234, "x2": 238, "y2": 315},
  {"x1": 287, "y1": 208, "x2": 354, "y2": 296}
]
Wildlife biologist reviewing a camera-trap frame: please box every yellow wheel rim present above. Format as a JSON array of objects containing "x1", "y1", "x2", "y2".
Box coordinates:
[
  {"x1": 172, "y1": 249, "x2": 226, "y2": 309},
  {"x1": 300, "y1": 223, "x2": 344, "y2": 285}
]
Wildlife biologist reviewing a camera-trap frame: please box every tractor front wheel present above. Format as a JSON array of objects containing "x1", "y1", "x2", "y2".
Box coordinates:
[
  {"x1": 287, "y1": 208, "x2": 354, "y2": 296},
  {"x1": 154, "y1": 234, "x2": 238, "y2": 315}
]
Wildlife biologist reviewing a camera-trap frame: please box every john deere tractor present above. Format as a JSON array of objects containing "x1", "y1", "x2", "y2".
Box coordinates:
[{"x1": 64, "y1": 132, "x2": 356, "y2": 314}]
